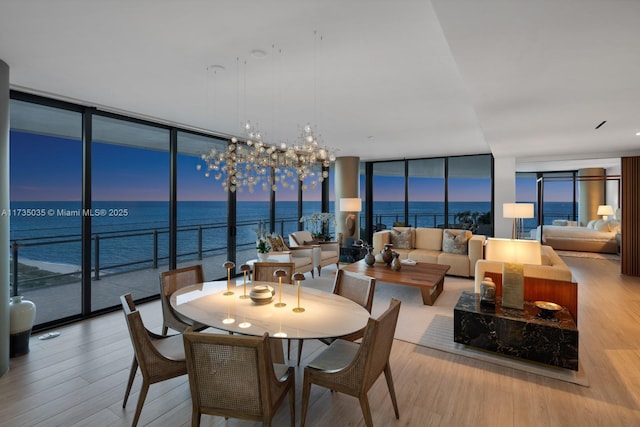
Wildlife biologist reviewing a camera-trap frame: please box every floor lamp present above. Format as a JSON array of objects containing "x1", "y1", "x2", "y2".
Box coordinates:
[{"x1": 503, "y1": 203, "x2": 534, "y2": 240}]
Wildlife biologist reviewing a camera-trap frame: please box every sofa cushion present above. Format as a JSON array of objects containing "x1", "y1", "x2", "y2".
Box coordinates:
[
  {"x1": 415, "y1": 228, "x2": 443, "y2": 251},
  {"x1": 408, "y1": 249, "x2": 439, "y2": 264},
  {"x1": 442, "y1": 229, "x2": 472, "y2": 255},
  {"x1": 593, "y1": 219, "x2": 610, "y2": 232},
  {"x1": 390, "y1": 228, "x2": 412, "y2": 249},
  {"x1": 438, "y1": 252, "x2": 470, "y2": 277}
]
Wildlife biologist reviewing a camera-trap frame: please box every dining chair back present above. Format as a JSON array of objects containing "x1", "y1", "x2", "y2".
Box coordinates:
[
  {"x1": 301, "y1": 298, "x2": 402, "y2": 427},
  {"x1": 293, "y1": 269, "x2": 376, "y2": 365},
  {"x1": 182, "y1": 329, "x2": 295, "y2": 427},
  {"x1": 253, "y1": 262, "x2": 295, "y2": 284},
  {"x1": 120, "y1": 293, "x2": 187, "y2": 427},
  {"x1": 159, "y1": 265, "x2": 206, "y2": 335}
]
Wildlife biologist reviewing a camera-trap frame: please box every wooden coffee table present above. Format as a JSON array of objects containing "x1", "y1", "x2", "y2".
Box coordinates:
[{"x1": 341, "y1": 260, "x2": 450, "y2": 305}]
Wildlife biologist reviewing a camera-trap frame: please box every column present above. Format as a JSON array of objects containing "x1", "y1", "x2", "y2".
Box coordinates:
[
  {"x1": 1, "y1": 59, "x2": 10, "y2": 376},
  {"x1": 578, "y1": 168, "x2": 605, "y2": 226},
  {"x1": 334, "y1": 156, "x2": 360, "y2": 245},
  {"x1": 493, "y1": 156, "x2": 516, "y2": 239}
]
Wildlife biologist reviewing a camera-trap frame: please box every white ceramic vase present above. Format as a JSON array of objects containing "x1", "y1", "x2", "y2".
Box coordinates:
[
  {"x1": 257, "y1": 251, "x2": 269, "y2": 261},
  {"x1": 9, "y1": 295, "x2": 37, "y2": 357}
]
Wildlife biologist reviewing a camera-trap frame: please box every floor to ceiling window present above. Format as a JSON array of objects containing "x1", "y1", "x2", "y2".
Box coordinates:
[
  {"x1": 9, "y1": 99, "x2": 83, "y2": 326},
  {"x1": 177, "y1": 131, "x2": 230, "y2": 280},
  {"x1": 367, "y1": 154, "x2": 493, "y2": 242},
  {"x1": 447, "y1": 155, "x2": 493, "y2": 235},
  {"x1": 91, "y1": 115, "x2": 170, "y2": 311}
]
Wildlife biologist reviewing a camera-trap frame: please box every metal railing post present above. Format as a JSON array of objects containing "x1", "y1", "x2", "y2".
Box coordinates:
[
  {"x1": 198, "y1": 226, "x2": 203, "y2": 260},
  {"x1": 153, "y1": 230, "x2": 158, "y2": 268},
  {"x1": 94, "y1": 235, "x2": 100, "y2": 280}
]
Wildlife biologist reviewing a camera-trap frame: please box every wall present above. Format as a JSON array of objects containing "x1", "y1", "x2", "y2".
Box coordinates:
[{"x1": 493, "y1": 157, "x2": 516, "y2": 238}]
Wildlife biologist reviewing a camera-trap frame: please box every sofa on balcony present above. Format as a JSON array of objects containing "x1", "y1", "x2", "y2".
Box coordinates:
[{"x1": 372, "y1": 227, "x2": 486, "y2": 277}]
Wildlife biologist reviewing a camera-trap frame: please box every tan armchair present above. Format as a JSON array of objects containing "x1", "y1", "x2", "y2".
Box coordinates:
[
  {"x1": 289, "y1": 230, "x2": 340, "y2": 276},
  {"x1": 266, "y1": 234, "x2": 315, "y2": 277},
  {"x1": 159, "y1": 265, "x2": 208, "y2": 335}
]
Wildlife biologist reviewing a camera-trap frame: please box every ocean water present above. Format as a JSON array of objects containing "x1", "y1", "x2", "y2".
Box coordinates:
[{"x1": 8, "y1": 200, "x2": 575, "y2": 270}]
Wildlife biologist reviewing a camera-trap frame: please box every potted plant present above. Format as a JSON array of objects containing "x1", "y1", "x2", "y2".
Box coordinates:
[
  {"x1": 253, "y1": 221, "x2": 272, "y2": 260},
  {"x1": 299, "y1": 212, "x2": 336, "y2": 241}
]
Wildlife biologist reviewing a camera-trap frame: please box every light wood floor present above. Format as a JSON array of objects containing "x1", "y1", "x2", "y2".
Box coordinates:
[{"x1": 2, "y1": 256, "x2": 640, "y2": 426}]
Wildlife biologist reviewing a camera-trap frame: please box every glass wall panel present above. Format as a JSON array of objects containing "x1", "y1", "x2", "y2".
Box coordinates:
[
  {"x1": 91, "y1": 115, "x2": 170, "y2": 311},
  {"x1": 9, "y1": 100, "x2": 83, "y2": 325},
  {"x1": 274, "y1": 166, "x2": 300, "y2": 241},
  {"x1": 372, "y1": 161, "x2": 405, "y2": 231},
  {"x1": 541, "y1": 172, "x2": 576, "y2": 225},
  {"x1": 177, "y1": 132, "x2": 229, "y2": 280},
  {"x1": 447, "y1": 155, "x2": 493, "y2": 235},
  {"x1": 408, "y1": 158, "x2": 445, "y2": 228}
]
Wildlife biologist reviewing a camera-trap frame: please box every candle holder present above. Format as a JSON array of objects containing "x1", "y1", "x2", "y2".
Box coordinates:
[
  {"x1": 274, "y1": 269, "x2": 287, "y2": 307},
  {"x1": 292, "y1": 272, "x2": 305, "y2": 313},
  {"x1": 239, "y1": 264, "x2": 251, "y2": 299},
  {"x1": 223, "y1": 261, "x2": 235, "y2": 296}
]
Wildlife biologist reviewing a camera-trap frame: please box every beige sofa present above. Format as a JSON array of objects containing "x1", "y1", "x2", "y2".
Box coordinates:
[
  {"x1": 474, "y1": 244, "x2": 574, "y2": 292},
  {"x1": 372, "y1": 227, "x2": 486, "y2": 277}
]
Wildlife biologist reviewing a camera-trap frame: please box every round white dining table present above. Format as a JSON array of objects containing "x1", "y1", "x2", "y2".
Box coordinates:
[{"x1": 170, "y1": 280, "x2": 370, "y2": 340}]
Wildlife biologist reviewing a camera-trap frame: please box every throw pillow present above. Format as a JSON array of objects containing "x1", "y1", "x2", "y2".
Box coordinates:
[
  {"x1": 390, "y1": 228, "x2": 412, "y2": 249},
  {"x1": 442, "y1": 229, "x2": 472, "y2": 255},
  {"x1": 593, "y1": 220, "x2": 610, "y2": 232},
  {"x1": 586, "y1": 219, "x2": 598, "y2": 230},
  {"x1": 268, "y1": 234, "x2": 287, "y2": 252}
]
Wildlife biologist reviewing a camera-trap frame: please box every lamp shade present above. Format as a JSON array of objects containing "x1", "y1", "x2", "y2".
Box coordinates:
[
  {"x1": 484, "y1": 238, "x2": 542, "y2": 265},
  {"x1": 596, "y1": 205, "x2": 614, "y2": 216},
  {"x1": 339, "y1": 197, "x2": 362, "y2": 212},
  {"x1": 503, "y1": 203, "x2": 534, "y2": 219}
]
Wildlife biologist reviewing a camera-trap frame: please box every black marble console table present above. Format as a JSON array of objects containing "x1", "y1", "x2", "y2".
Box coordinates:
[{"x1": 453, "y1": 291, "x2": 579, "y2": 370}]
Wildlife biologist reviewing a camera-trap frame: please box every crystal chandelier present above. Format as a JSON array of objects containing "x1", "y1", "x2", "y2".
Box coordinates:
[{"x1": 197, "y1": 121, "x2": 335, "y2": 193}]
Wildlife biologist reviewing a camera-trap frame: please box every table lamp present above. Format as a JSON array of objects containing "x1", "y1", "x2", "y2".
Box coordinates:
[
  {"x1": 597, "y1": 204, "x2": 614, "y2": 220},
  {"x1": 239, "y1": 264, "x2": 251, "y2": 299},
  {"x1": 222, "y1": 261, "x2": 235, "y2": 296},
  {"x1": 292, "y1": 272, "x2": 306, "y2": 313},
  {"x1": 484, "y1": 238, "x2": 542, "y2": 309},
  {"x1": 274, "y1": 269, "x2": 288, "y2": 307},
  {"x1": 340, "y1": 197, "x2": 362, "y2": 238},
  {"x1": 503, "y1": 202, "x2": 534, "y2": 240}
]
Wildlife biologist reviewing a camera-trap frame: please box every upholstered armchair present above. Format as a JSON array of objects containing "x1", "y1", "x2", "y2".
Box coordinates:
[
  {"x1": 266, "y1": 234, "x2": 316, "y2": 277},
  {"x1": 289, "y1": 230, "x2": 340, "y2": 276}
]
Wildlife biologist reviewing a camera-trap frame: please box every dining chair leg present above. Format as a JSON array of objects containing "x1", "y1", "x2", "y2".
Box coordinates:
[
  {"x1": 288, "y1": 381, "x2": 296, "y2": 427},
  {"x1": 132, "y1": 381, "x2": 150, "y2": 427},
  {"x1": 123, "y1": 357, "x2": 138, "y2": 408},
  {"x1": 384, "y1": 364, "x2": 400, "y2": 419},
  {"x1": 191, "y1": 409, "x2": 200, "y2": 427},
  {"x1": 161, "y1": 324, "x2": 168, "y2": 336},
  {"x1": 358, "y1": 394, "x2": 374, "y2": 427},
  {"x1": 301, "y1": 372, "x2": 312, "y2": 427}
]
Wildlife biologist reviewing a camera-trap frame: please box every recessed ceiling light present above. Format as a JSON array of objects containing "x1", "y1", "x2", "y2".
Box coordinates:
[
  {"x1": 250, "y1": 49, "x2": 267, "y2": 58},
  {"x1": 207, "y1": 65, "x2": 225, "y2": 71},
  {"x1": 636, "y1": 131, "x2": 640, "y2": 136}
]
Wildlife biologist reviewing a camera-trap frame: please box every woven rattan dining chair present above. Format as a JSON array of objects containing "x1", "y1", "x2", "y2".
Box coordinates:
[
  {"x1": 301, "y1": 298, "x2": 401, "y2": 427},
  {"x1": 159, "y1": 265, "x2": 207, "y2": 335},
  {"x1": 252, "y1": 262, "x2": 295, "y2": 284},
  {"x1": 294, "y1": 269, "x2": 376, "y2": 365},
  {"x1": 182, "y1": 328, "x2": 295, "y2": 427},
  {"x1": 120, "y1": 293, "x2": 187, "y2": 427}
]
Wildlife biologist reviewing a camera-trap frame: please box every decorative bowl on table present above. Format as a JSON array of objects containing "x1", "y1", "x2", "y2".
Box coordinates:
[
  {"x1": 250, "y1": 285, "x2": 275, "y2": 305},
  {"x1": 534, "y1": 301, "x2": 562, "y2": 320}
]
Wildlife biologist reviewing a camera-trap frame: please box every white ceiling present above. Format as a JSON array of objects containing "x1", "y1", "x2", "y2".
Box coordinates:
[{"x1": 1, "y1": 0, "x2": 639, "y2": 171}]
